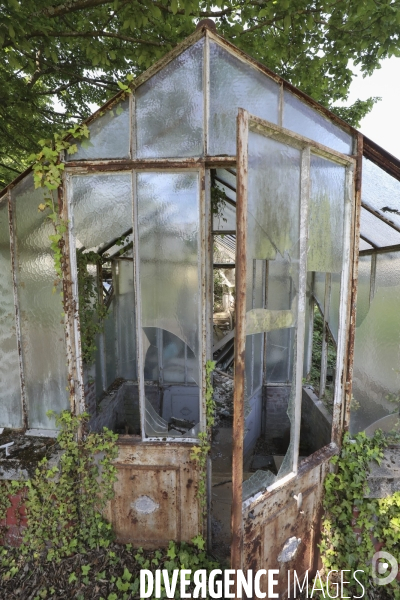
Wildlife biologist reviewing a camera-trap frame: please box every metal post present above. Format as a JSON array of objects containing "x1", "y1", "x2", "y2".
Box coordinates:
[{"x1": 231, "y1": 108, "x2": 248, "y2": 573}]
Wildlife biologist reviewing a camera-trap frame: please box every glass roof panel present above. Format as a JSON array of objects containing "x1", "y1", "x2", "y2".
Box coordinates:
[
  {"x1": 67, "y1": 98, "x2": 130, "y2": 161},
  {"x1": 362, "y1": 157, "x2": 400, "y2": 230},
  {"x1": 283, "y1": 90, "x2": 353, "y2": 155},
  {"x1": 209, "y1": 40, "x2": 279, "y2": 156},
  {"x1": 359, "y1": 238, "x2": 373, "y2": 252},
  {"x1": 360, "y1": 206, "x2": 400, "y2": 248},
  {"x1": 136, "y1": 39, "x2": 204, "y2": 158}
]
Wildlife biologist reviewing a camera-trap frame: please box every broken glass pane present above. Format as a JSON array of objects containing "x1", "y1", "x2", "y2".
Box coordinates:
[
  {"x1": 209, "y1": 41, "x2": 279, "y2": 156},
  {"x1": 360, "y1": 206, "x2": 400, "y2": 248},
  {"x1": 12, "y1": 175, "x2": 69, "y2": 429},
  {"x1": 0, "y1": 200, "x2": 22, "y2": 428},
  {"x1": 136, "y1": 40, "x2": 204, "y2": 158},
  {"x1": 308, "y1": 155, "x2": 346, "y2": 273},
  {"x1": 283, "y1": 91, "x2": 353, "y2": 155},
  {"x1": 137, "y1": 171, "x2": 201, "y2": 437},
  {"x1": 351, "y1": 251, "x2": 400, "y2": 435},
  {"x1": 67, "y1": 98, "x2": 130, "y2": 161},
  {"x1": 242, "y1": 129, "x2": 300, "y2": 498},
  {"x1": 362, "y1": 157, "x2": 400, "y2": 231}
]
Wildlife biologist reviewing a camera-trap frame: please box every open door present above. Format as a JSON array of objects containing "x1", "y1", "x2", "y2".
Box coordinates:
[{"x1": 231, "y1": 109, "x2": 356, "y2": 596}]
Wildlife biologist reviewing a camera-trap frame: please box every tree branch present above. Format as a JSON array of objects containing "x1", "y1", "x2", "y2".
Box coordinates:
[{"x1": 27, "y1": 30, "x2": 165, "y2": 47}]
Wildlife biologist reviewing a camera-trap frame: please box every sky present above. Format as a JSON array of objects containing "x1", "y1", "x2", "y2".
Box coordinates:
[{"x1": 341, "y1": 57, "x2": 400, "y2": 159}]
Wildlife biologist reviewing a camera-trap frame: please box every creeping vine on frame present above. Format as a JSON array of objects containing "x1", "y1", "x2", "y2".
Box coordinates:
[{"x1": 190, "y1": 360, "x2": 216, "y2": 516}]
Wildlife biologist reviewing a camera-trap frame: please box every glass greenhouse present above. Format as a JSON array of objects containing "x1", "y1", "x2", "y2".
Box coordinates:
[{"x1": 1, "y1": 21, "x2": 399, "y2": 593}]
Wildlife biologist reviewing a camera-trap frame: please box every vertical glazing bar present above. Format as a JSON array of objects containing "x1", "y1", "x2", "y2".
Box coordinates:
[
  {"x1": 231, "y1": 108, "x2": 248, "y2": 573},
  {"x1": 369, "y1": 253, "x2": 377, "y2": 303},
  {"x1": 97, "y1": 263, "x2": 107, "y2": 392},
  {"x1": 287, "y1": 277, "x2": 294, "y2": 382},
  {"x1": 131, "y1": 93, "x2": 136, "y2": 159},
  {"x1": 205, "y1": 170, "x2": 213, "y2": 362},
  {"x1": 112, "y1": 261, "x2": 120, "y2": 377},
  {"x1": 203, "y1": 33, "x2": 210, "y2": 156},
  {"x1": 199, "y1": 165, "x2": 207, "y2": 434},
  {"x1": 319, "y1": 273, "x2": 332, "y2": 398},
  {"x1": 292, "y1": 146, "x2": 310, "y2": 473},
  {"x1": 157, "y1": 328, "x2": 163, "y2": 386},
  {"x1": 7, "y1": 191, "x2": 28, "y2": 429},
  {"x1": 332, "y1": 161, "x2": 355, "y2": 442},
  {"x1": 132, "y1": 171, "x2": 146, "y2": 440},
  {"x1": 65, "y1": 174, "x2": 86, "y2": 416},
  {"x1": 278, "y1": 82, "x2": 284, "y2": 128},
  {"x1": 343, "y1": 134, "x2": 362, "y2": 432},
  {"x1": 306, "y1": 272, "x2": 315, "y2": 378},
  {"x1": 262, "y1": 260, "x2": 269, "y2": 386}
]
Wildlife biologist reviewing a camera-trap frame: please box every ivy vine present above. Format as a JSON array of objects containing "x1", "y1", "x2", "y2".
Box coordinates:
[
  {"x1": 76, "y1": 249, "x2": 109, "y2": 365},
  {"x1": 320, "y1": 430, "x2": 400, "y2": 598},
  {"x1": 0, "y1": 410, "x2": 118, "y2": 563},
  {"x1": 190, "y1": 360, "x2": 216, "y2": 517}
]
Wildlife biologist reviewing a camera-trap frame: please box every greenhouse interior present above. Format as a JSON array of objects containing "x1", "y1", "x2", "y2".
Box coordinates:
[{"x1": 1, "y1": 20, "x2": 400, "y2": 590}]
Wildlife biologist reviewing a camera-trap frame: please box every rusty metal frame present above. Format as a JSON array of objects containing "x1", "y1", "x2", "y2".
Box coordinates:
[
  {"x1": 343, "y1": 134, "x2": 363, "y2": 432},
  {"x1": 64, "y1": 172, "x2": 89, "y2": 416},
  {"x1": 360, "y1": 243, "x2": 400, "y2": 257},
  {"x1": 64, "y1": 157, "x2": 236, "y2": 171},
  {"x1": 231, "y1": 108, "x2": 248, "y2": 572},
  {"x1": 332, "y1": 160, "x2": 356, "y2": 443},
  {"x1": 233, "y1": 111, "x2": 356, "y2": 549},
  {"x1": 6, "y1": 190, "x2": 28, "y2": 430}
]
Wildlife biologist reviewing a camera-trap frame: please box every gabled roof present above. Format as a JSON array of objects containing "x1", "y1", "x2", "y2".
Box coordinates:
[{"x1": 2, "y1": 21, "x2": 400, "y2": 258}]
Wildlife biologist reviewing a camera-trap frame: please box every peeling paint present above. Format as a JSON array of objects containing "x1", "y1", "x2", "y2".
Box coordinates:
[
  {"x1": 278, "y1": 536, "x2": 301, "y2": 562},
  {"x1": 132, "y1": 495, "x2": 160, "y2": 514}
]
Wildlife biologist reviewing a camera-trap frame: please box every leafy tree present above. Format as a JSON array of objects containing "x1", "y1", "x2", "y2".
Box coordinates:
[{"x1": 2, "y1": 0, "x2": 400, "y2": 186}]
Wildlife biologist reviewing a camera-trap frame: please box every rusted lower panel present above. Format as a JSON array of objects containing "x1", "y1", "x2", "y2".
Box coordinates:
[
  {"x1": 343, "y1": 134, "x2": 363, "y2": 432},
  {"x1": 108, "y1": 441, "x2": 200, "y2": 548},
  {"x1": 231, "y1": 108, "x2": 248, "y2": 572},
  {"x1": 243, "y1": 443, "x2": 338, "y2": 599}
]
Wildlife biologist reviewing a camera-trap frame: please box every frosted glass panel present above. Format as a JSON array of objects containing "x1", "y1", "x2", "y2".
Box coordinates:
[
  {"x1": 362, "y1": 158, "x2": 400, "y2": 230},
  {"x1": 308, "y1": 155, "x2": 345, "y2": 273},
  {"x1": 136, "y1": 40, "x2": 204, "y2": 158},
  {"x1": 360, "y1": 206, "x2": 400, "y2": 248},
  {"x1": 116, "y1": 259, "x2": 136, "y2": 380},
  {"x1": 248, "y1": 131, "x2": 301, "y2": 260},
  {"x1": 137, "y1": 171, "x2": 200, "y2": 359},
  {"x1": 351, "y1": 252, "x2": 400, "y2": 434},
  {"x1": 209, "y1": 41, "x2": 279, "y2": 156},
  {"x1": 67, "y1": 99, "x2": 130, "y2": 160},
  {"x1": 314, "y1": 272, "x2": 325, "y2": 308},
  {"x1": 283, "y1": 91, "x2": 353, "y2": 154},
  {"x1": 12, "y1": 175, "x2": 69, "y2": 429},
  {"x1": 0, "y1": 200, "x2": 22, "y2": 428},
  {"x1": 355, "y1": 255, "x2": 371, "y2": 328},
  {"x1": 70, "y1": 174, "x2": 132, "y2": 251}
]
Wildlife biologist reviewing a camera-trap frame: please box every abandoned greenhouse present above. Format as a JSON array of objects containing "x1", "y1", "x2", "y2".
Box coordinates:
[{"x1": 2, "y1": 20, "x2": 400, "y2": 596}]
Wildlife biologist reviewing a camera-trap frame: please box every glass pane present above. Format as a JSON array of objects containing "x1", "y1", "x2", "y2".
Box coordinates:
[
  {"x1": 115, "y1": 259, "x2": 136, "y2": 380},
  {"x1": 67, "y1": 99, "x2": 130, "y2": 160},
  {"x1": 351, "y1": 252, "x2": 400, "y2": 435},
  {"x1": 308, "y1": 155, "x2": 346, "y2": 273},
  {"x1": 243, "y1": 131, "x2": 301, "y2": 500},
  {"x1": 355, "y1": 255, "x2": 372, "y2": 328},
  {"x1": 70, "y1": 173, "x2": 133, "y2": 251},
  {"x1": 328, "y1": 273, "x2": 341, "y2": 343},
  {"x1": 136, "y1": 40, "x2": 204, "y2": 158},
  {"x1": 0, "y1": 200, "x2": 22, "y2": 428},
  {"x1": 104, "y1": 300, "x2": 117, "y2": 388},
  {"x1": 283, "y1": 91, "x2": 353, "y2": 155},
  {"x1": 12, "y1": 175, "x2": 69, "y2": 429},
  {"x1": 212, "y1": 201, "x2": 236, "y2": 232},
  {"x1": 137, "y1": 172, "x2": 201, "y2": 436},
  {"x1": 209, "y1": 41, "x2": 279, "y2": 156},
  {"x1": 359, "y1": 238, "x2": 373, "y2": 252},
  {"x1": 360, "y1": 206, "x2": 400, "y2": 248},
  {"x1": 362, "y1": 157, "x2": 400, "y2": 230}
]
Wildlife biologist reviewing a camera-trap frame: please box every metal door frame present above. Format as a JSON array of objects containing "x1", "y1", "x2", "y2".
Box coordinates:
[{"x1": 231, "y1": 108, "x2": 356, "y2": 570}]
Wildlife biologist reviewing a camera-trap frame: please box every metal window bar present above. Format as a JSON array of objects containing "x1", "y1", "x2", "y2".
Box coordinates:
[{"x1": 319, "y1": 273, "x2": 332, "y2": 399}]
